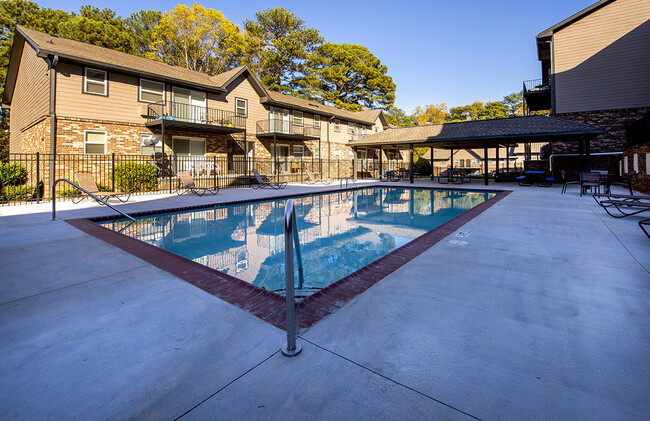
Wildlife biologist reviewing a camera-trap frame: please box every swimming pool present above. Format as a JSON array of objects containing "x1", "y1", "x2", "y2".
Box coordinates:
[{"x1": 98, "y1": 187, "x2": 497, "y2": 299}]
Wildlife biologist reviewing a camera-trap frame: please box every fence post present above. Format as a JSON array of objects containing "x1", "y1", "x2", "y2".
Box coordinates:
[
  {"x1": 169, "y1": 155, "x2": 174, "y2": 194},
  {"x1": 111, "y1": 153, "x2": 116, "y2": 192},
  {"x1": 36, "y1": 152, "x2": 41, "y2": 203},
  {"x1": 337, "y1": 160, "x2": 340, "y2": 179},
  {"x1": 213, "y1": 155, "x2": 217, "y2": 189},
  {"x1": 300, "y1": 158, "x2": 304, "y2": 183}
]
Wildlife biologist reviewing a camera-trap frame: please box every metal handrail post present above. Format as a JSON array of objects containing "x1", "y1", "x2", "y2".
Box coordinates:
[
  {"x1": 282, "y1": 200, "x2": 302, "y2": 357},
  {"x1": 51, "y1": 178, "x2": 136, "y2": 223}
]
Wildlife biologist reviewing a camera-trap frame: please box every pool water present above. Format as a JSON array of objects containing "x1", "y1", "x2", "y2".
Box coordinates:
[{"x1": 100, "y1": 187, "x2": 496, "y2": 298}]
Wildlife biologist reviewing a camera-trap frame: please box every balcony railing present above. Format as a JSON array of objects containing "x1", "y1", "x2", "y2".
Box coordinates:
[
  {"x1": 523, "y1": 79, "x2": 550, "y2": 93},
  {"x1": 146, "y1": 102, "x2": 246, "y2": 129},
  {"x1": 256, "y1": 119, "x2": 321, "y2": 139}
]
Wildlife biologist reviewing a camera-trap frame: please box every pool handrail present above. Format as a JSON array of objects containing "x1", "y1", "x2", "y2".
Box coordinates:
[
  {"x1": 51, "y1": 178, "x2": 136, "y2": 224},
  {"x1": 340, "y1": 177, "x2": 357, "y2": 189},
  {"x1": 282, "y1": 199, "x2": 303, "y2": 357}
]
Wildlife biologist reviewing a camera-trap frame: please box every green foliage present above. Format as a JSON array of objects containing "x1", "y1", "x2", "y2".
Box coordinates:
[
  {"x1": 244, "y1": 7, "x2": 323, "y2": 93},
  {"x1": 112, "y1": 162, "x2": 157, "y2": 192},
  {"x1": 414, "y1": 157, "x2": 432, "y2": 176},
  {"x1": 502, "y1": 91, "x2": 523, "y2": 116},
  {"x1": 384, "y1": 107, "x2": 415, "y2": 127},
  {"x1": 446, "y1": 101, "x2": 509, "y2": 122},
  {"x1": 125, "y1": 10, "x2": 162, "y2": 56},
  {"x1": 1, "y1": 184, "x2": 32, "y2": 201},
  {"x1": 56, "y1": 6, "x2": 136, "y2": 54},
  {"x1": 0, "y1": 109, "x2": 8, "y2": 154},
  {"x1": 0, "y1": 161, "x2": 27, "y2": 185},
  {"x1": 299, "y1": 43, "x2": 395, "y2": 111}
]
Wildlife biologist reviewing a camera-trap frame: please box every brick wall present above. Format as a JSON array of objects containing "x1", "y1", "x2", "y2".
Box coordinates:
[
  {"x1": 552, "y1": 107, "x2": 650, "y2": 153},
  {"x1": 623, "y1": 143, "x2": 650, "y2": 194},
  {"x1": 21, "y1": 117, "x2": 50, "y2": 154}
]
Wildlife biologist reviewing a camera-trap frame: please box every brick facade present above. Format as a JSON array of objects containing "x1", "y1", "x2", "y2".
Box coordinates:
[
  {"x1": 623, "y1": 143, "x2": 650, "y2": 194},
  {"x1": 552, "y1": 107, "x2": 650, "y2": 153}
]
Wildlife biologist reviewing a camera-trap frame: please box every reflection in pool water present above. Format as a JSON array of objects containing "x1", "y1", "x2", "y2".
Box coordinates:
[{"x1": 100, "y1": 187, "x2": 496, "y2": 298}]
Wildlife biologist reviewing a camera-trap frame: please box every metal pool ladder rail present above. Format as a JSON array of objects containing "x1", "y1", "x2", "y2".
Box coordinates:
[
  {"x1": 51, "y1": 178, "x2": 136, "y2": 225},
  {"x1": 282, "y1": 199, "x2": 304, "y2": 357},
  {"x1": 340, "y1": 177, "x2": 357, "y2": 189}
]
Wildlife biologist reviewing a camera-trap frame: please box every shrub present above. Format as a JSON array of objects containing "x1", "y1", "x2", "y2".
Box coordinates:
[
  {"x1": 0, "y1": 162, "x2": 28, "y2": 186},
  {"x1": 413, "y1": 158, "x2": 432, "y2": 176},
  {"x1": 112, "y1": 162, "x2": 157, "y2": 192},
  {"x1": 1, "y1": 185, "x2": 33, "y2": 201}
]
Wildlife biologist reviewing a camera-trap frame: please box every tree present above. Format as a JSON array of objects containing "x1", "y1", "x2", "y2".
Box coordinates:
[
  {"x1": 147, "y1": 3, "x2": 245, "y2": 75},
  {"x1": 300, "y1": 43, "x2": 395, "y2": 110},
  {"x1": 446, "y1": 101, "x2": 509, "y2": 122},
  {"x1": 244, "y1": 7, "x2": 323, "y2": 93},
  {"x1": 502, "y1": 91, "x2": 523, "y2": 116},
  {"x1": 126, "y1": 10, "x2": 162, "y2": 57},
  {"x1": 413, "y1": 103, "x2": 448, "y2": 125},
  {"x1": 384, "y1": 107, "x2": 416, "y2": 127},
  {"x1": 56, "y1": 6, "x2": 136, "y2": 54}
]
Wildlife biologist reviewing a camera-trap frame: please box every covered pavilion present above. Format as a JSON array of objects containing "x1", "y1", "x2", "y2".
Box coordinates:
[{"x1": 349, "y1": 115, "x2": 604, "y2": 185}]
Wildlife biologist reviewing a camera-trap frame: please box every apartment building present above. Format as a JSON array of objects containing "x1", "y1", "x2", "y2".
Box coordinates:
[{"x1": 2, "y1": 26, "x2": 391, "y2": 173}]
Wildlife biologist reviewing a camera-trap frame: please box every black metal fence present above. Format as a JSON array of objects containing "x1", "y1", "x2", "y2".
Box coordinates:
[{"x1": 2, "y1": 153, "x2": 402, "y2": 205}]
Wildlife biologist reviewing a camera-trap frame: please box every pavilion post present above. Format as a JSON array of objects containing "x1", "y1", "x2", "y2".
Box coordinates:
[
  {"x1": 578, "y1": 137, "x2": 584, "y2": 172},
  {"x1": 353, "y1": 147, "x2": 358, "y2": 182},
  {"x1": 483, "y1": 141, "x2": 489, "y2": 186},
  {"x1": 450, "y1": 148, "x2": 454, "y2": 171},
  {"x1": 585, "y1": 138, "x2": 591, "y2": 172},
  {"x1": 409, "y1": 144, "x2": 414, "y2": 184},
  {"x1": 495, "y1": 145, "x2": 500, "y2": 176},
  {"x1": 506, "y1": 144, "x2": 510, "y2": 172},
  {"x1": 379, "y1": 146, "x2": 383, "y2": 177},
  {"x1": 430, "y1": 147, "x2": 435, "y2": 180}
]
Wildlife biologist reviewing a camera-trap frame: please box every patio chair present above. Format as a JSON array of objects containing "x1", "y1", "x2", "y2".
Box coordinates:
[
  {"x1": 579, "y1": 171, "x2": 600, "y2": 196},
  {"x1": 176, "y1": 171, "x2": 219, "y2": 196},
  {"x1": 559, "y1": 170, "x2": 580, "y2": 194},
  {"x1": 251, "y1": 169, "x2": 287, "y2": 190},
  {"x1": 305, "y1": 168, "x2": 333, "y2": 185},
  {"x1": 639, "y1": 218, "x2": 650, "y2": 239},
  {"x1": 74, "y1": 171, "x2": 131, "y2": 203}
]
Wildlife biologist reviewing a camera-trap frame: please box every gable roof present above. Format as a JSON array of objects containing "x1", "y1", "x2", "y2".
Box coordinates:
[
  {"x1": 4, "y1": 26, "x2": 386, "y2": 125},
  {"x1": 537, "y1": 0, "x2": 615, "y2": 38},
  {"x1": 349, "y1": 116, "x2": 603, "y2": 149}
]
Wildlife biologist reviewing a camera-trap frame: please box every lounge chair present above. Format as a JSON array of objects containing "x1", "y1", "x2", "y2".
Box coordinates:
[
  {"x1": 251, "y1": 169, "x2": 287, "y2": 189},
  {"x1": 639, "y1": 218, "x2": 650, "y2": 239},
  {"x1": 176, "y1": 171, "x2": 219, "y2": 196},
  {"x1": 596, "y1": 197, "x2": 650, "y2": 218},
  {"x1": 74, "y1": 171, "x2": 131, "y2": 203},
  {"x1": 305, "y1": 168, "x2": 333, "y2": 185}
]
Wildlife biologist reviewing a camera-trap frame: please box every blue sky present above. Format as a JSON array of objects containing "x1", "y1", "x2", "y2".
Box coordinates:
[{"x1": 39, "y1": 0, "x2": 594, "y2": 112}]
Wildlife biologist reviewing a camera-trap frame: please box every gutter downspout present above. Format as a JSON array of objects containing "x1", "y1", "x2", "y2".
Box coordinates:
[{"x1": 47, "y1": 55, "x2": 58, "y2": 190}]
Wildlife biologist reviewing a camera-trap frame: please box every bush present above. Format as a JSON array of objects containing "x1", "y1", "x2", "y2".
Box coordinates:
[
  {"x1": 1, "y1": 185, "x2": 33, "y2": 201},
  {"x1": 0, "y1": 162, "x2": 28, "y2": 186},
  {"x1": 112, "y1": 162, "x2": 157, "y2": 192},
  {"x1": 413, "y1": 158, "x2": 432, "y2": 176}
]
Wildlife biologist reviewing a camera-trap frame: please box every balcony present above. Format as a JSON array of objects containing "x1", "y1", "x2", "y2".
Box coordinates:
[
  {"x1": 145, "y1": 102, "x2": 246, "y2": 134},
  {"x1": 256, "y1": 119, "x2": 320, "y2": 140},
  {"x1": 522, "y1": 78, "x2": 551, "y2": 112}
]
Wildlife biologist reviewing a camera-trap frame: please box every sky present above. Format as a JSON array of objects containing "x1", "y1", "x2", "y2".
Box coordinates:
[{"x1": 38, "y1": 0, "x2": 596, "y2": 112}]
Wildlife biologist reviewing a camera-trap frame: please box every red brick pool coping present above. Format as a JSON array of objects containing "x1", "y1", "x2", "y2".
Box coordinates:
[{"x1": 67, "y1": 187, "x2": 511, "y2": 331}]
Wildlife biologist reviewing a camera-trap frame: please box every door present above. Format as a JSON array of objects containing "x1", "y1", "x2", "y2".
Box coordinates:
[
  {"x1": 270, "y1": 107, "x2": 290, "y2": 134},
  {"x1": 172, "y1": 87, "x2": 206, "y2": 123},
  {"x1": 274, "y1": 145, "x2": 289, "y2": 173},
  {"x1": 173, "y1": 137, "x2": 206, "y2": 174}
]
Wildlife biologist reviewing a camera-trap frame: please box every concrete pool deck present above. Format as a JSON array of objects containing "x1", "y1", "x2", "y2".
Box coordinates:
[{"x1": 1, "y1": 181, "x2": 649, "y2": 420}]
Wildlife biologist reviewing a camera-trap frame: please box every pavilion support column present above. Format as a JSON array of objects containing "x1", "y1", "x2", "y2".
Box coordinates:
[
  {"x1": 495, "y1": 145, "x2": 500, "y2": 176},
  {"x1": 578, "y1": 137, "x2": 584, "y2": 173},
  {"x1": 506, "y1": 144, "x2": 510, "y2": 172},
  {"x1": 353, "y1": 147, "x2": 358, "y2": 182},
  {"x1": 379, "y1": 146, "x2": 383, "y2": 177},
  {"x1": 430, "y1": 147, "x2": 435, "y2": 180},
  {"x1": 585, "y1": 138, "x2": 591, "y2": 172},
  {"x1": 409, "y1": 144, "x2": 414, "y2": 184},
  {"x1": 450, "y1": 148, "x2": 454, "y2": 171},
  {"x1": 483, "y1": 141, "x2": 489, "y2": 186}
]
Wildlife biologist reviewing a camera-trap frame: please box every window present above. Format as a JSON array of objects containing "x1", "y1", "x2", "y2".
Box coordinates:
[
  {"x1": 84, "y1": 68, "x2": 107, "y2": 96},
  {"x1": 359, "y1": 125, "x2": 366, "y2": 137},
  {"x1": 334, "y1": 119, "x2": 340, "y2": 132},
  {"x1": 84, "y1": 130, "x2": 106, "y2": 154},
  {"x1": 139, "y1": 79, "x2": 164, "y2": 103},
  {"x1": 348, "y1": 123, "x2": 356, "y2": 135},
  {"x1": 293, "y1": 145, "x2": 304, "y2": 158},
  {"x1": 235, "y1": 98, "x2": 247, "y2": 117},
  {"x1": 374, "y1": 125, "x2": 379, "y2": 133},
  {"x1": 173, "y1": 137, "x2": 205, "y2": 156},
  {"x1": 293, "y1": 110, "x2": 303, "y2": 126},
  {"x1": 140, "y1": 134, "x2": 161, "y2": 156},
  {"x1": 314, "y1": 115, "x2": 320, "y2": 129}
]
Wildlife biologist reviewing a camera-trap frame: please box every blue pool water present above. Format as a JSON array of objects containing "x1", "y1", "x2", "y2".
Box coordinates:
[{"x1": 100, "y1": 187, "x2": 496, "y2": 297}]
